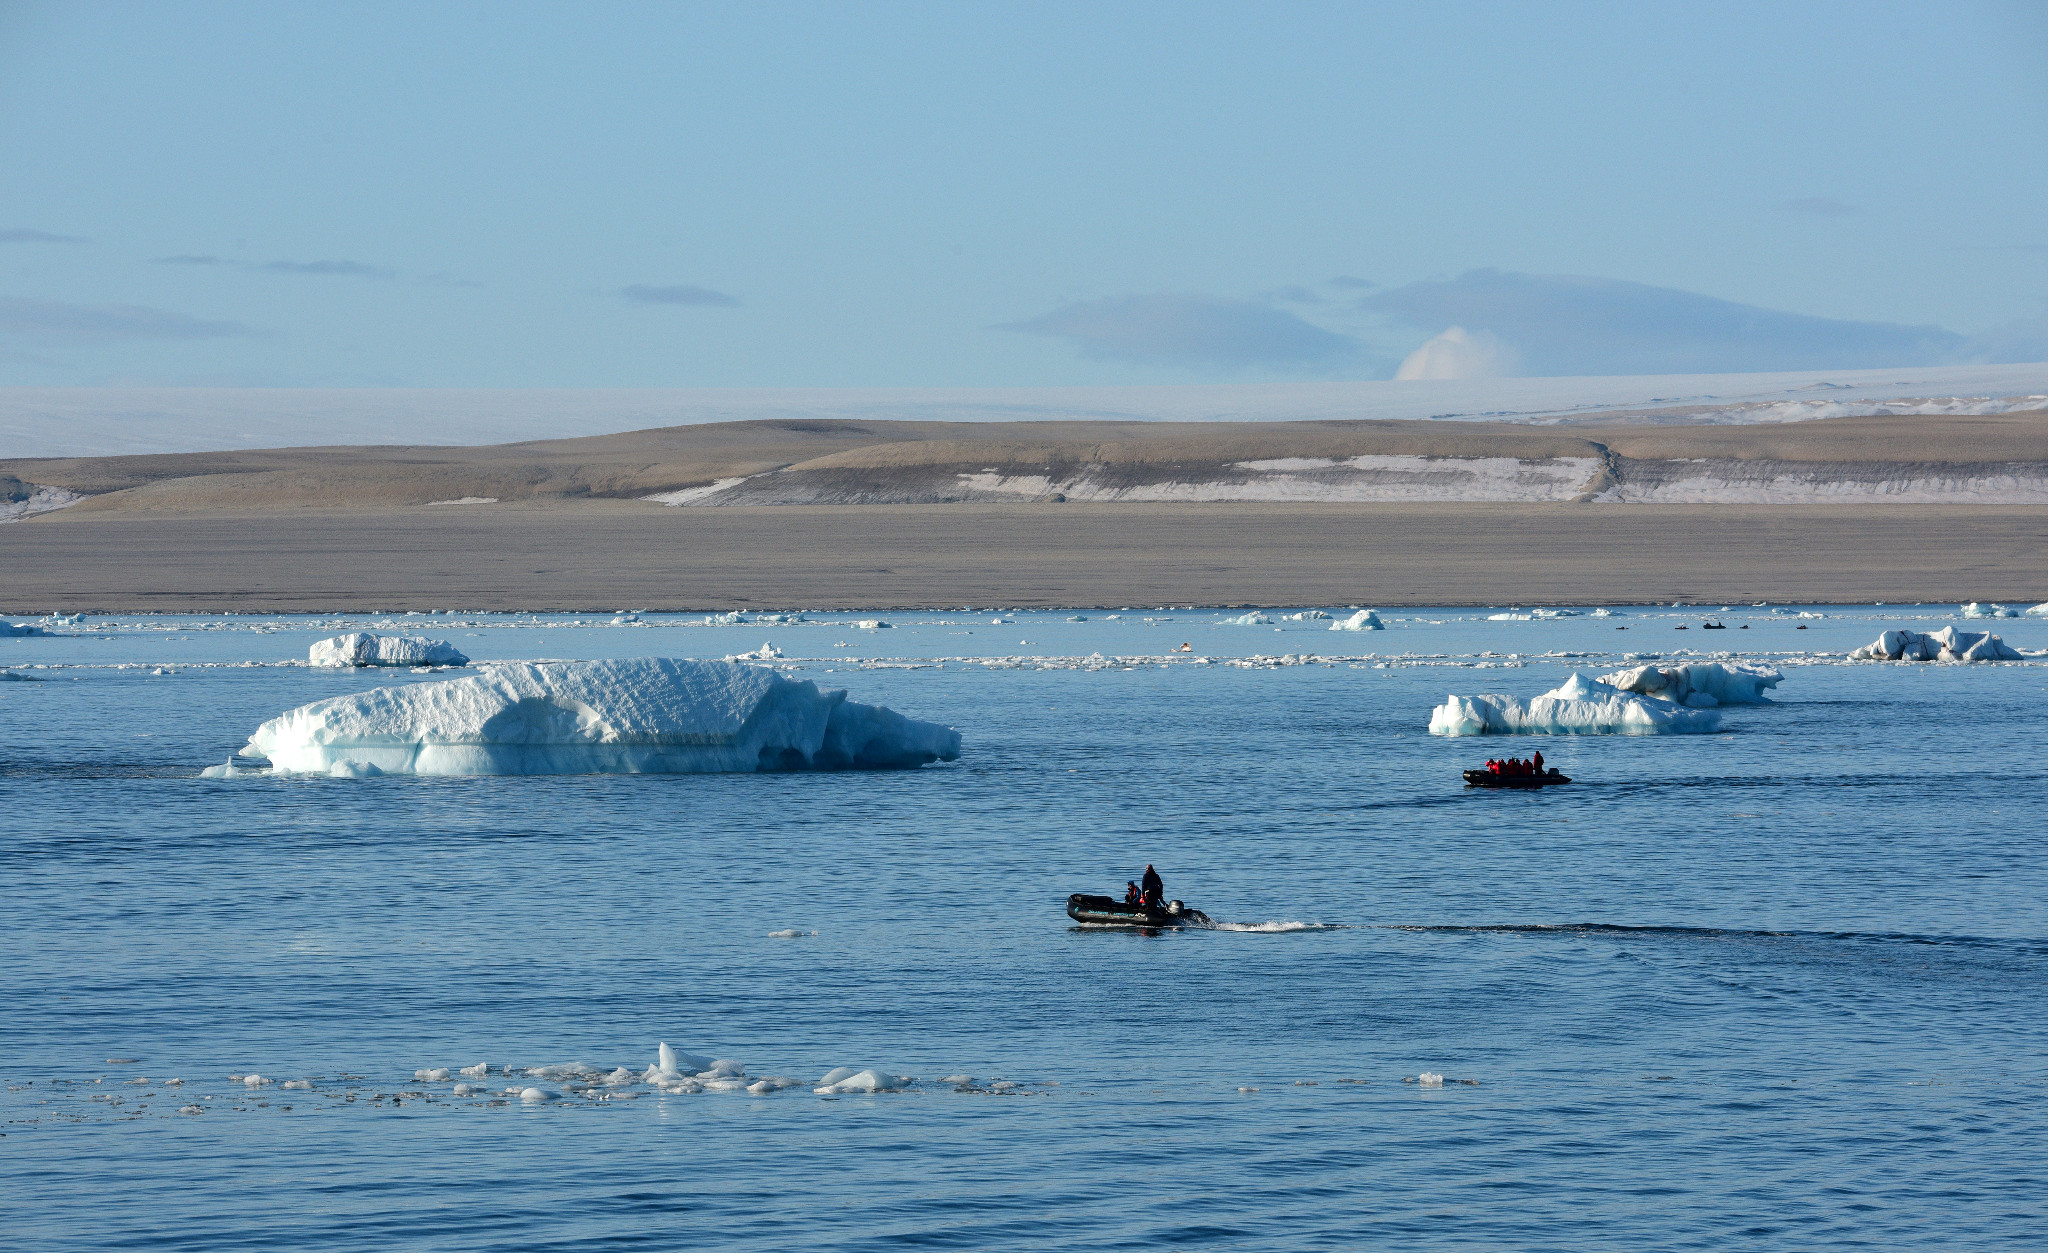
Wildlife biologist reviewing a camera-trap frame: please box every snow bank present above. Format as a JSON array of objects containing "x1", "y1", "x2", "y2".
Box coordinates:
[
  {"x1": 1595, "y1": 661, "x2": 1782, "y2": 707},
  {"x1": 1961, "y1": 602, "x2": 2021, "y2": 619},
  {"x1": 1329, "y1": 610, "x2": 1384, "y2": 631},
  {"x1": 1849, "y1": 626, "x2": 2022, "y2": 662},
  {"x1": 241, "y1": 658, "x2": 960, "y2": 775},
  {"x1": 309, "y1": 632, "x2": 469, "y2": 668},
  {"x1": 1428, "y1": 673, "x2": 1723, "y2": 735}
]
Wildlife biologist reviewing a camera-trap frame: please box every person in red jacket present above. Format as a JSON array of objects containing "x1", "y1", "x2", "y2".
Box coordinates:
[{"x1": 1531, "y1": 749, "x2": 1545, "y2": 775}]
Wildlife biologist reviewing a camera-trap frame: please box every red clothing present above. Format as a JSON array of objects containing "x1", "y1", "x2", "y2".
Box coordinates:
[{"x1": 1532, "y1": 751, "x2": 1544, "y2": 773}]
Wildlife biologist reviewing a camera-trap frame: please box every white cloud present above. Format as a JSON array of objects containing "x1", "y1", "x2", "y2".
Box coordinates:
[{"x1": 1393, "y1": 326, "x2": 1518, "y2": 380}]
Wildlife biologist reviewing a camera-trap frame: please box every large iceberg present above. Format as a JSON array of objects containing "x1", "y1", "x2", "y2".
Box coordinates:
[
  {"x1": 242, "y1": 658, "x2": 961, "y2": 775},
  {"x1": 309, "y1": 632, "x2": 469, "y2": 668},
  {"x1": 1329, "y1": 609, "x2": 1384, "y2": 631},
  {"x1": 2027, "y1": 603, "x2": 2048, "y2": 618},
  {"x1": 1595, "y1": 661, "x2": 1782, "y2": 707},
  {"x1": 1429, "y1": 673, "x2": 1723, "y2": 736},
  {"x1": 1848, "y1": 626, "x2": 2022, "y2": 662}
]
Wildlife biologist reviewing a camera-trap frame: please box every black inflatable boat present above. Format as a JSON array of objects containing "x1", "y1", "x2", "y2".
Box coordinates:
[
  {"x1": 1067, "y1": 893, "x2": 1212, "y2": 928},
  {"x1": 1464, "y1": 768, "x2": 1572, "y2": 789}
]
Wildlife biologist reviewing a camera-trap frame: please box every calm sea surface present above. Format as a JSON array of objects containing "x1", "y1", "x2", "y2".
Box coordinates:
[{"x1": 5, "y1": 604, "x2": 2046, "y2": 1250}]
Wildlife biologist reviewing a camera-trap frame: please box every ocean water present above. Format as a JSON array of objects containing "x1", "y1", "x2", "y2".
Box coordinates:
[{"x1": 4, "y1": 603, "x2": 2046, "y2": 1250}]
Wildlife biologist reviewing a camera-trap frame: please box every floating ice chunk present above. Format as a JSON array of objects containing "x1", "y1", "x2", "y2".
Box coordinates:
[
  {"x1": 938, "y1": 1074, "x2": 973, "y2": 1085},
  {"x1": 727, "y1": 642, "x2": 783, "y2": 661},
  {"x1": 242, "y1": 658, "x2": 960, "y2": 776},
  {"x1": 309, "y1": 632, "x2": 469, "y2": 668},
  {"x1": 1, "y1": 622, "x2": 47, "y2": 637},
  {"x1": 519, "y1": 1087, "x2": 559, "y2": 1102},
  {"x1": 2025, "y1": 602, "x2": 2048, "y2": 617},
  {"x1": 1429, "y1": 672, "x2": 1723, "y2": 736},
  {"x1": 1590, "y1": 608, "x2": 1620, "y2": 618},
  {"x1": 815, "y1": 1066, "x2": 912, "y2": 1093},
  {"x1": 703, "y1": 611, "x2": 749, "y2": 625},
  {"x1": 767, "y1": 928, "x2": 810, "y2": 938},
  {"x1": 199, "y1": 761, "x2": 266, "y2": 779},
  {"x1": 179, "y1": 1104, "x2": 204, "y2": 1115},
  {"x1": 1418, "y1": 1072, "x2": 1444, "y2": 1088},
  {"x1": 1596, "y1": 661, "x2": 1783, "y2": 706},
  {"x1": 1281, "y1": 610, "x2": 1332, "y2": 621},
  {"x1": 1487, "y1": 608, "x2": 1576, "y2": 621},
  {"x1": 452, "y1": 1083, "x2": 481, "y2": 1096},
  {"x1": 745, "y1": 1076, "x2": 804, "y2": 1094},
  {"x1": 243, "y1": 1074, "x2": 271, "y2": 1087},
  {"x1": 1961, "y1": 602, "x2": 2021, "y2": 619},
  {"x1": 414, "y1": 1068, "x2": 452, "y2": 1082},
  {"x1": 1849, "y1": 626, "x2": 2023, "y2": 662},
  {"x1": 1329, "y1": 609, "x2": 1384, "y2": 631},
  {"x1": 1220, "y1": 611, "x2": 1274, "y2": 625},
  {"x1": 459, "y1": 1062, "x2": 489, "y2": 1078},
  {"x1": 855, "y1": 619, "x2": 892, "y2": 630},
  {"x1": 699, "y1": 1059, "x2": 745, "y2": 1078},
  {"x1": 282, "y1": 1079, "x2": 313, "y2": 1090},
  {"x1": 656, "y1": 1043, "x2": 715, "y2": 1077}
]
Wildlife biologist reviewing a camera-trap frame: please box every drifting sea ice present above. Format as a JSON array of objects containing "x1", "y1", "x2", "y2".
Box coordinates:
[
  {"x1": 2028, "y1": 602, "x2": 2048, "y2": 617},
  {"x1": 308, "y1": 632, "x2": 469, "y2": 668},
  {"x1": 815, "y1": 1067, "x2": 914, "y2": 1094},
  {"x1": 1280, "y1": 610, "x2": 1332, "y2": 621},
  {"x1": 1848, "y1": 626, "x2": 2023, "y2": 662},
  {"x1": 1329, "y1": 609, "x2": 1384, "y2": 631},
  {"x1": 1429, "y1": 673, "x2": 1724, "y2": 736},
  {"x1": 1, "y1": 622, "x2": 47, "y2": 637},
  {"x1": 1961, "y1": 602, "x2": 2020, "y2": 618},
  {"x1": 1596, "y1": 661, "x2": 1783, "y2": 707},
  {"x1": 237, "y1": 658, "x2": 961, "y2": 776},
  {"x1": 1220, "y1": 611, "x2": 1275, "y2": 625}
]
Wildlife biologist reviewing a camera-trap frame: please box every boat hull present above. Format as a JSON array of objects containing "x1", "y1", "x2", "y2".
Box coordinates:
[
  {"x1": 1463, "y1": 769, "x2": 1572, "y2": 788},
  {"x1": 1067, "y1": 893, "x2": 1209, "y2": 927}
]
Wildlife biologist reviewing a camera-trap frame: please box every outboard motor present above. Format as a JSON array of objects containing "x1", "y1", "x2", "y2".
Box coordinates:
[{"x1": 1167, "y1": 900, "x2": 1184, "y2": 916}]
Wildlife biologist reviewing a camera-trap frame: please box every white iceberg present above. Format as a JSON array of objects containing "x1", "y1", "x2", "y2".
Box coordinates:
[
  {"x1": 703, "y1": 611, "x2": 748, "y2": 625},
  {"x1": 1595, "y1": 661, "x2": 1783, "y2": 708},
  {"x1": 1486, "y1": 608, "x2": 1577, "y2": 621},
  {"x1": 1280, "y1": 610, "x2": 1332, "y2": 621},
  {"x1": 1, "y1": 622, "x2": 47, "y2": 637},
  {"x1": 1329, "y1": 609, "x2": 1384, "y2": 631},
  {"x1": 309, "y1": 632, "x2": 469, "y2": 668},
  {"x1": 240, "y1": 658, "x2": 962, "y2": 776},
  {"x1": 1221, "y1": 611, "x2": 1274, "y2": 625},
  {"x1": 1961, "y1": 602, "x2": 2020, "y2": 619},
  {"x1": 1428, "y1": 673, "x2": 1723, "y2": 736},
  {"x1": 1848, "y1": 626, "x2": 2022, "y2": 662}
]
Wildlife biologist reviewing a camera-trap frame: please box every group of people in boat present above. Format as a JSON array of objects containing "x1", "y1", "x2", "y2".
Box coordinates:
[
  {"x1": 1122, "y1": 863, "x2": 1165, "y2": 909},
  {"x1": 1486, "y1": 751, "x2": 1546, "y2": 778}
]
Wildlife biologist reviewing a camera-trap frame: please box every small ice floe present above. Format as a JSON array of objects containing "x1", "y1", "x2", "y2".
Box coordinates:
[
  {"x1": 1238, "y1": 1086, "x2": 1259, "y2": 1093},
  {"x1": 309, "y1": 632, "x2": 468, "y2": 668},
  {"x1": 458, "y1": 1063, "x2": 490, "y2": 1078},
  {"x1": 727, "y1": 642, "x2": 783, "y2": 661},
  {"x1": 703, "y1": 611, "x2": 748, "y2": 625},
  {"x1": 1329, "y1": 609, "x2": 1384, "y2": 631},
  {"x1": 178, "y1": 1104, "x2": 204, "y2": 1115},
  {"x1": 1849, "y1": 626, "x2": 2023, "y2": 662},
  {"x1": 1430, "y1": 673, "x2": 1723, "y2": 736},
  {"x1": 1486, "y1": 608, "x2": 1576, "y2": 621},
  {"x1": 452, "y1": 1083, "x2": 481, "y2": 1096},
  {"x1": 745, "y1": 1077, "x2": 804, "y2": 1095},
  {"x1": 1066, "y1": 615, "x2": 1088, "y2": 622},
  {"x1": 855, "y1": 619, "x2": 892, "y2": 630},
  {"x1": 1, "y1": 622, "x2": 48, "y2": 637},
  {"x1": 814, "y1": 1066, "x2": 913, "y2": 1094},
  {"x1": 938, "y1": 1074, "x2": 973, "y2": 1085},
  {"x1": 282, "y1": 1079, "x2": 313, "y2": 1090},
  {"x1": 1281, "y1": 610, "x2": 1332, "y2": 621},
  {"x1": 766, "y1": 928, "x2": 815, "y2": 938},
  {"x1": 1590, "y1": 608, "x2": 1620, "y2": 618},
  {"x1": 519, "y1": 1087, "x2": 560, "y2": 1102},
  {"x1": 1961, "y1": 602, "x2": 2021, "y2": 618},
  {"x1": 200, "y1": 759, "x2": 269, "y2": 778},
  {"x1": 2026, "y1": 602, "x2": 2048, "y2": 618},
  {"x1": 1417, "y1": 1072, "x2": 1444, "y2": 1088},
  {"x1": 759, "y1": 612, "x2": 809, "y2": 624},
  {"x1": 1596, "y1": 661, "x2": 1783, "y2": 707},
  {"x1": 414, "y1": 1068, "x2": 452, "y2": 1082},
  {"x1": 243, "y1": 1074, "x2": 272, "y2": 1087},
  {"x1": 1220, "y1": 611, "x2": 1274, "y2": 626}
]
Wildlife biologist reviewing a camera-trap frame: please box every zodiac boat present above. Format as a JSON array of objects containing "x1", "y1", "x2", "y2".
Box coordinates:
[
  {"x1": 1066, "y1": 894, "x2": 1212, "y2": 927},
  {"x1": 1464, "y1": 768, "x2": 1573, "y2": 789}
]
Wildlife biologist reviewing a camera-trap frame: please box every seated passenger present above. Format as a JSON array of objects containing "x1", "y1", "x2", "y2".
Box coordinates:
[{"x1": 1124, "y1": 881, "x2": 1140, "y2": 905}]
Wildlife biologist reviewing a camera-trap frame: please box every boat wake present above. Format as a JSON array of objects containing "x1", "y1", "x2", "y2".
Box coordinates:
[{"x1": 1201, "y1": 920, "x2": 1348, "y2": 933}]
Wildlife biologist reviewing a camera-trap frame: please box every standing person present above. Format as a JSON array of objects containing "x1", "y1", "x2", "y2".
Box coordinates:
[
  {"x1": 1141, "y1": 863, "x2": 1164, "y2": 907},
  {"x1": 1532, "y1": 749, "x2": 1545, "y2": 775}
]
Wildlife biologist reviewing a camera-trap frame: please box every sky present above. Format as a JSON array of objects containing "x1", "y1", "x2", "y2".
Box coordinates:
[{"x1": 0, "y1": 0, "x2": 2044, "y2": 389}]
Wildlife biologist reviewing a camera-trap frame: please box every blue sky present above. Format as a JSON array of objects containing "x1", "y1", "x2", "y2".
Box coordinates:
[{"x1": 1, "y1": 0, "x2": 2043, "y2": 387}]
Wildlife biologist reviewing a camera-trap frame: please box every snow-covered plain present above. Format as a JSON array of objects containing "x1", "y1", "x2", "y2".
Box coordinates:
[{"x1": 240, "y1": 657, "x2": 961, "y2": 776}]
